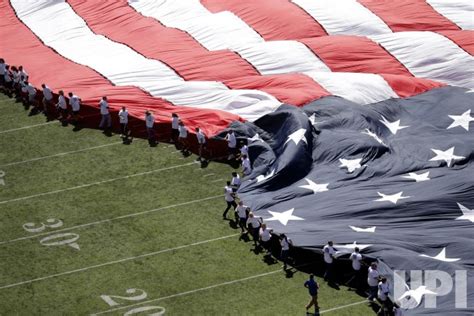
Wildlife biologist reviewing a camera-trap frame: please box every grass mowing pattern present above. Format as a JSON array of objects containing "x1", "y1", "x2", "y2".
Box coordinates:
[{"x1": 0, "y1": 95, "x2": 372, "y2": 315}]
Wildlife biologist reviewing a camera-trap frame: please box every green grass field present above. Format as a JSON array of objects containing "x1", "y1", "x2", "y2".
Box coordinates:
[{"x1": 0, "y1": 94, "x2": 374, "y2": 315}]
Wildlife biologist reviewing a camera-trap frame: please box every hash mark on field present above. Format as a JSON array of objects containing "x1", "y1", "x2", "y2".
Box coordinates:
[
  {"x1": 210, "y1": 178, "x2": 223, "y2": 183},
  {"x1": 0, "y1": 142, "x2": 122, "y2": 167},
  {"x1": 0, "y1": 195, "x2": 222, "y2": 245},
  {"x1": 91, "y1": 270, "x2": 281, "y2": 315},
  {"x1": 0, "y1": 234, "x2": 238, "y2": 290},
  {"x1": 0, "y1": 162, "x2": 195, "y2": 205},
  {"x1": 0, "y1": 121, "x2": 57, "y2": 134},
  {"x1": 203, "y1": 173, "x2": 215, "y2": 178}
]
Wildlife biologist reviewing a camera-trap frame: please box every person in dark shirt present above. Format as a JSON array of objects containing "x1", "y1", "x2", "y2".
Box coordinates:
[{"x1": 304, "y1": 274, "x2": 319, "y2": 314}]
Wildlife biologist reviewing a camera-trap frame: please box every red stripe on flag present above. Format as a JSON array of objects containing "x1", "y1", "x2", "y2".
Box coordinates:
[
  {"x1": 301, "y1": 35, "x2": 445, "y2": 97},
  {"x1": 201, "y1": 0, "x2": 328, "y2": 40},
  {"x1": 438, "y1": 30, "x2": 474, "y2": 56},
  {"x1": 0, "y1": 1, "x2": 240, "y2": 137},
  {"x1": 68, "y1": 0, "x2": 330, "y2": 106},
  {"x1": 358, "y1": 0, "x2": 460, "y2": 32}
]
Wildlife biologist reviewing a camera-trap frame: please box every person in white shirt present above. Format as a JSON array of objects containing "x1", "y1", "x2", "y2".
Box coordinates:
[
  {"x1": 349, "y1": 247, "x2": 363, "y2": 289},
  {"x1": 18, "y1": 65, "x2": 28, "y2": 82},
  {"x1": 239, "y1": 141, "x2": 248, "y2": 159},
  {"x1": 280, "y1": 234, "x2": 292, "y2": 270},
  {"x1": 56, "y1": 90, "x2": 68, "y2": 120},
  {"x1": 3, "y1": 65, "x2": 13, "y2": 97},
  {"x1": 41, "y1": 84, "x2": 53, "y2": 114},
  {"x1": 195, "y1": 127, "x2": 207, "y2": 162},
  {"x1": 378, "y1": 276, "x2": 391, "y2": 313},
  {"x1": 145, "y1": 110, "x2": 156, "y2": 146},
  {"x1": 259, "y1": 223, "x2": 273, "y2": 254},
  {"x1": 323, "y1": 241, "x2": 336, "y2": 283},
  {"x1": 223, "y1": 181, "x2": 237, "y2": 219},
  {"x1": 246, "y1": 212, "x2": 262, "y2": 247},
  {"x1": 68, "y1": 92, "x2": 81, "y2": 124},
  {"x1": 118, "y1": 106, "x2": 129, "y2": 138},
  {"x1": 367, "y1": 262, "x2": 380, "y2": 302},
  {"x1": 241, "y1": 154, "x2": 252, "y2": 176},
  {"x1": 12, "y1": 67, "x2": 21, "y2": 101},
  {"x1": 99, "y1": 96, "x2": 112, "y2": 131},
  {"x1": 170, "y1": 113, "x2": 179, "y2": 143},
  {"x1": 23, "y1": 81, "x2": 36, "y2": 107},
  {"x1": 178, "y1": 121, "x2": 189, "y2": 155},
  {"x1": 235, "y1": 200, "x2": 249, "y2": 233},
  {"x1": 225, "y1": 130, "x2": 237, "y2": 160},
  {"x1": 230, "y1": 172, "x2": 241, "y2": 191}
]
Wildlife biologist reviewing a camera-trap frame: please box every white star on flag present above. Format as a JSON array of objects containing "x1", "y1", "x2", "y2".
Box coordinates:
[
  {"x1": 375, "y1": 192, "x2": 410, "y2": 205},
  {"x1": 333, "y1": 241, "x2": 372, "y2": 254},
  {"x1": 361, "y1": 129, "x2": 386, "y2": 146},
  {"x1": 248, "y1": 133, "x2": 263, "y2": 142},
  {"x1": 339, "y1": 158, "x2": 363, "y2": 173},
  {"x1": 420, "y1": 247, "x2": 460, "y2": 262},
  {"x1": 308, "y1": 113, "x2": 316, "y2": 125},
  {"x1": 430, "y1": 147, "x2": 465, "y2": 167},
  {"x1": 349, "y1": 226, "x2": 376, "y2": 233},
  {"x1": 401, "y1": 172, "x2": 430, "y2": 182},
  {"x1": 299, "y1": 178, "x2": 329, "y2": 194},
  {"x1": 380, "y1": 116, "x2": 409, "y2": 135},
  {"x1": 256, "y1": 169, "x2": 275, "y2": 183},
  {"x1": 266, "y1": 208, "x2": 304, "y2": 226},
  {"x1": 456, "y1": 203, "x2": 474, "y2": 223},
  {"x1": 447, "y1": 109, "x2": 473, "y2": 131},
  {"x1": 398, "y1": 286, "x2": 437, "y2": 308},
  {"x1": 284, "y1": 128, "x2": 307, "y2": 146}
]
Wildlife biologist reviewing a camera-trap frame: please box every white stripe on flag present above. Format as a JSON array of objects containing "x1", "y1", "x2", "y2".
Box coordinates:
[
  {"x1": 128, "y1": 0, "x2": 331, "y2": 75},
  {"x1": 305, "y1": 71, "x2": 398, "y2": 104},
  {"x1": 426, "y1": 0, "x2": 474, "y2": 30},
  {"x1": 127, "y1": 0, "x2": 399, "y2": 101},
  {"x1": 292, "y1": 0, "x2": 392, "y2": 36},
  {"x1": 11, "y1": 0, "x2": 281, "y2": 122},
  {"x1": 370, "y1": 31, "x2": 474, "y2": 89}
]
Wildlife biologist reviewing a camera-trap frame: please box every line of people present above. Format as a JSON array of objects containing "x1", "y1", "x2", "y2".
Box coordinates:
[{"x1": 223, "y1": 176, "x2": 402, "y2": 316}]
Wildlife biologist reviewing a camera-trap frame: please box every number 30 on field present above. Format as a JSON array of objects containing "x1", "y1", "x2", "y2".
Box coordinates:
[
  {"x1": 22, "y1": 218, "x2": 81, "y2": 250},
  {"x1": 100, "y1": 288, "x2": 165, "y2": 315}
]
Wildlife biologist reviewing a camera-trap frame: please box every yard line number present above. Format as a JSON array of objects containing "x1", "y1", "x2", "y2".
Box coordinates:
[
  {"x1": 100, "y1": 288, "x2": 166, "y2": 315},
  {"x1": 22, "y1": 218, "x2": 81, "y2": 250}
]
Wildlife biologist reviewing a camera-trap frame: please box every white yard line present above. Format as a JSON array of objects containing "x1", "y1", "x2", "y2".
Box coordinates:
[
  {"x1": 0, "y1": 234, "x2": 238, "y2": 290},
  {"x1": 203, "y1": 173, "x2": 215, "y2": 178},
  {"x1": 0, "y1": 142, "x2": 122, "y2": 167},
  {"x1": 0, "y1": 195, "x2": 222, "y2": 245},
  {"x1": 0, "y1": 162, "x2": 196, "y2": 205},
  {"x1": 91, "y1": 269, "x2": 281, "y2": 315},
  {"x1": 320, "y1": 300, "x2": 367, "y2": 314},
  {"x1": 0, "y1": 121, "x2": 57, "y2": 134},
  {"x1": 210, "y1": 178, "x2": 224, "y2": 183}
]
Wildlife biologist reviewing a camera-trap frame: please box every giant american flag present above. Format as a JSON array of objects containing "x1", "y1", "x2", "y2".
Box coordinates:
[{"x1": 1, "y1": 1, "x2": 473, "y2": 315}]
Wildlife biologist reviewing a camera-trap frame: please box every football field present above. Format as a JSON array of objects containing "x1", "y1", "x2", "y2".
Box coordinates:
[{"x1": 0, "y1": 94, "x2": 373, "y2": 315}]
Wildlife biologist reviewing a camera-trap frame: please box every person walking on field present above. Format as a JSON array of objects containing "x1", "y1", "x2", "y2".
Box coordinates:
[
  {"x1": 41, "y1": 84, "x2": 53, "y2": 115},
  {"x1": 178, "y1": 120, "x2": 189, "y2": 155},
  {"x1": 170, "y1": 113, "x2": 179, "y2": 143},
  {"x1": 304, "y1": 274, "x2": 320, "y2": 314},
  {"x1": 223, "y1": 181, "x2": 237, "y2": 219},
  {"x1": 68, "y1": 92, "x2": 81, "y2": 124},
  {"x1": 235, "y1": 200, "x2": 249, "y2": 233},
  {"x1": 145, "y1": 110, "x2": 156, "y2": 146},
  {"x1": 195, "y1": 127, "x2": 207, "y2": 162},
  {"x1": 56, "y1": 90, "x2": 68, "y2": 121},
  {"x1": 225, "y1": 129, "x2": 237, "y2": 160},
  {"x1": 99, "y1": 96, "x2": 112, "y2": 132},
  {"x1": 118, "y1": 106, "x2": 129, "y2": 138}
]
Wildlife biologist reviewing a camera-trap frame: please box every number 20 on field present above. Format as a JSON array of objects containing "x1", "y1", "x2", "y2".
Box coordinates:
[{"x1": 100, "y1": 288, "x2": 166, "y2": 315}]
